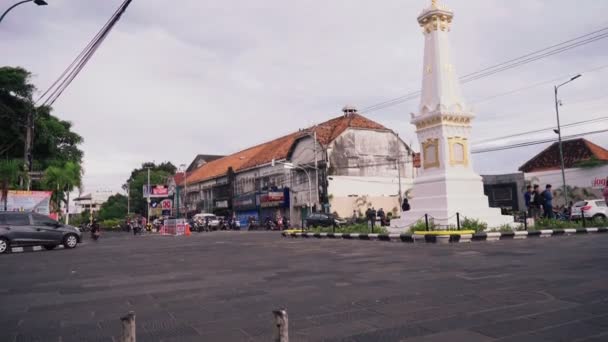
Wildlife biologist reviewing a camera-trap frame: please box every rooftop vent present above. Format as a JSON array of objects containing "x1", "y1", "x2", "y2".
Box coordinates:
[{"x1": 342, "y1": 105, "x2": 358, "y2": 116}]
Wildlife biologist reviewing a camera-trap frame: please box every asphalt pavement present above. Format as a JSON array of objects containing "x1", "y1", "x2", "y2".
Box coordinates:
[{"x1": 1, "y1": 231, "x2": 607, "y2": 341}]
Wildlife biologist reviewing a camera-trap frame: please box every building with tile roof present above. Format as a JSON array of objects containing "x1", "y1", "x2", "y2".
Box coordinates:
[
  {"x1": 517, "y1": 138, "x2": 608, "y2": 207},
  {"x1": 178, "y1": 107, "x2": 416, "y2": 226}
]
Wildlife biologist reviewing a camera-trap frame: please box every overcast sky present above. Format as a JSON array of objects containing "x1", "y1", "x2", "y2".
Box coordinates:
[{"x1": 2, "y1": 0, "x2": 607, "y2": 195}]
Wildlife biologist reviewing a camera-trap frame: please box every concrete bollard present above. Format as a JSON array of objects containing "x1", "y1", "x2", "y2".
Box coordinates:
[
  {"x1": 273, "y1": 309, "x2": 289, "y2": 342},
  {"x1": 120, "y1": 311, "x2": 136, "y2": 342}
]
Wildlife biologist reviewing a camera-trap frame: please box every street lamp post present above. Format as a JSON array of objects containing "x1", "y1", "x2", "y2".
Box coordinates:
[
  {"x1": 554, "y1": 74, "x2": 582, "y2": 206},
  {"x1": 0, "y1": 0, "x2": 47, "y2": 23},
  {"x1": 273, "y1": 159, "x2": 312, "y2": 233}
]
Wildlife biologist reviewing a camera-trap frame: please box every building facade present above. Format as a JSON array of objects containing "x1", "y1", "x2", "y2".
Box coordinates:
[{"x1": 180, "y1": 107, "x2": 415, "y2": 227}]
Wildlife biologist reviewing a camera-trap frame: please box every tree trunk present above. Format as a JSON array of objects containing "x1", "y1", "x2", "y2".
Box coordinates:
[{"x1": 65, "y1": 191, "x2": 70, "y2": 225}]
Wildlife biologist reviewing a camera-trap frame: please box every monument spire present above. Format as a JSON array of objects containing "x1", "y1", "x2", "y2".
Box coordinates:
[
  {"x1": 414, "y1": 0, "x2": 466, "y2": 117},
  {"x1": 391, "y1": 1, "x2": 513, "y2": 230}
]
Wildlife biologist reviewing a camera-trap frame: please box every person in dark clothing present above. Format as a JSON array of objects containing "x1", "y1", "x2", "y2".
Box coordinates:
[
  {"x1": 542, "y1": 184, "x2": 554, "y2": 219},
  {"x1": 91, "y1": 219, "x2": 100, "y2": 240},
  {"x1": 377, "y1": 208, "x2": 386, "y2": 226},
  {"x1": 370, "y1": 207, "x2": 377, "y2": 228},
  {"x1": 524, "y1": 185, "x2": 532, "y2": 216},
  {"x1": 402, "y1": 198, "x2": 411, "y2": 212},
  {"x1": 531, "y1": 184, "x2": 543, "y2": 219},
  {"x1": 365, "y1": 207, "x2": 373, "y2": 228}
]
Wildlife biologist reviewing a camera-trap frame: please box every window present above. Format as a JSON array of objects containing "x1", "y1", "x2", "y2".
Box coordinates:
[
  {"x1": 32, "y1": 213, "x2": 58, "y2": 226},
  {"x1": 4, "y1": 213, "x2": 30, "y2": 226},
  {"x1": 596, "y1": 201, "x2": 606, "y2": 207}
]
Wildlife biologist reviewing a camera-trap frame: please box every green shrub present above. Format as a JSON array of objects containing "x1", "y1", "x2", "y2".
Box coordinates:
[
  {"x1": 533, "y1": 218, "x2": 581, "y2": 230},
  {"x1": 99, "y1": 218, "x2": 122, "y2": 229},
  {"x1": 487, "y1": 224, "x2": 515, "y2": 233},
  {"x1": 409, "y1": 219, "x2": 436, "y2": 232},
  {"x1": 310, "y1": 224, "x2": 388, "y2": 234},
  {"x1": 461, "y1": 217, "x2": 487, "y2": 233}
]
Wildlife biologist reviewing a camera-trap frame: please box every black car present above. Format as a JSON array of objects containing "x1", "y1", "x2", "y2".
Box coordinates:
[
  {"x1": 0, "y1": 212, "x2": 83, "y2": 254},
  {"x1": 305, "y1": 213, "x2": 346, "y2": 228}
]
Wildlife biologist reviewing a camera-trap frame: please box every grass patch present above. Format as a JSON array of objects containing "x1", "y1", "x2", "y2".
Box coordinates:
[{"x1": 412, "y1": 230, "x2": 475, "y2": 235}]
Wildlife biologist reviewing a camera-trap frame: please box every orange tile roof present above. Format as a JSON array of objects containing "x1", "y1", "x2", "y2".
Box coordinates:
[
  {"x1": 185, "y1": 113, "x2": 388, "y2": 184},
  {"x1": 518, "y1": 138, "x2": 608, "y2": 172}
]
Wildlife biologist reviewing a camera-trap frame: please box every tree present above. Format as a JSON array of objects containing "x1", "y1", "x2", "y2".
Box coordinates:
[
  {"x1": 0, "y1": 66, "x2": 83, "y2": 189},
  {"x1": 43, "y1": 161, "x2": 82, "y2": 223},
  {"x1": 98, "y1": 194, "x2": 128, "y2": 220},
  {"x1": 0, "y1": 159, "x2": 26, "y2": 211},
  {"x1": 123, "y1": 162, "x2": 176, "y2": 215}
]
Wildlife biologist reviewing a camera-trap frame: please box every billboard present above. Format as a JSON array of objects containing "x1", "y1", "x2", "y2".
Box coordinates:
[
  {"x1": 4, "y1": 191, "x2": 52, "y2": 215},
  {"x1": 143, "y1": 185, "x2": 170, "y2": 198}
]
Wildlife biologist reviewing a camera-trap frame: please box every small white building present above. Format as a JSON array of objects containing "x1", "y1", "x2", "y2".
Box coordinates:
[{"x1": 73, "y1": 190, "x2": 113, "y2": 214}]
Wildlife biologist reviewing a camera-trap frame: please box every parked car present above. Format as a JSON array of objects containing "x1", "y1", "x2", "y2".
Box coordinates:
[
  {"x1": 305, "y1": 213, "x2": 346, "y2": 228},
  {"x1": 571, "y1": 199, "x2": 607, "y2": 220},
  {"x1": 193, "y1": 213, "x2": 220, "y2": 228},
  {"x1": 0, "y1": 212, "x2": 83, "y2": 254}
]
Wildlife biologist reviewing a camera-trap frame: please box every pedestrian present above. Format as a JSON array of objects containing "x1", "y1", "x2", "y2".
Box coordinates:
[
  {"x1": 370, "y1": 207, "x2": 377, "y2": 228},
  {"x1": 377, "y1": 208, "x2": 386, "y2": 226},
  {"x1": 402, "y1": 198, "x2": 410, "y2": 212},
  {"x1": 365, "y1": 207, "x2": 372, "y2": 228},
  {"x1": 531, "y1": 184, "x2": 543, "y2": 219},
  {"x1": 524, "y1": 185, "x2": 533, "y2": 216},
  {"x1": 542, "y1": 184, "x2": 554, "y2": 219}
]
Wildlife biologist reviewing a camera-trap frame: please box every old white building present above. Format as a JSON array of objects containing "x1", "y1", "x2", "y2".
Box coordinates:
[{"x1": 182, "y1": 107, "x2": 416, "y2": 227}]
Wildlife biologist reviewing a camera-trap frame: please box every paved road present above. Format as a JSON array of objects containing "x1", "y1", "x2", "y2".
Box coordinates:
[{"x1": 1, "y1": 231, "x2": 607, "y2": 341}]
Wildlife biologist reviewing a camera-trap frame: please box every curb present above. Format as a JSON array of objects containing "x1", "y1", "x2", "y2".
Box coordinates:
[
  {"x1": 281, "y1": 227, "x2": 608, "y2": 244},
  {"x1": 8, "y1": 245, "x2": 66, "y2": 253}
]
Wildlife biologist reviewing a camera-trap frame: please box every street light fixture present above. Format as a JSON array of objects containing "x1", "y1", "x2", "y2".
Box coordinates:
[
  {"x1": 273, "y1": 159, "x2": 312, "y2": 233},
  {"x1": 554, "y1": 74, "x2": 582, "y2": 206},
  {"x1": 1, "y1": 0, "x2": 47, "y2": 24}
]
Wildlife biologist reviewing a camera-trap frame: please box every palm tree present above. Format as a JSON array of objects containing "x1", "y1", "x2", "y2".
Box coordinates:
[
  {"x1": 0, "y1": 159, "x2": 26, "y2": 211},
  {"x1": 43, "y1": 162, "x2": 82, "y2": 224}
]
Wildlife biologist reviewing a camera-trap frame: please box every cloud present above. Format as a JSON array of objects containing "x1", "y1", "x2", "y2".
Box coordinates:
[{"x1": 1, "y1": 0, "x2": 607, "y2": 193}]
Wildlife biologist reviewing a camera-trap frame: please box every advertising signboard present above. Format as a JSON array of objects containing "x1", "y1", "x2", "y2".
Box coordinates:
[
  {"x1": 4, "y1": 191, "x2": 52, "y2": 215},
  {"x1": 260, "y1": 191, "x2": 285, "y2": 208},
  {"x1": 143, "y1": 185, "x2": 170, "y2": 198}
]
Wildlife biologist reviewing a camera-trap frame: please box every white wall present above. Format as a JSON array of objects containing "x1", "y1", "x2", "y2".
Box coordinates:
[{"x1": 525, "y1": 165, "x2": 608, "y2": 206}]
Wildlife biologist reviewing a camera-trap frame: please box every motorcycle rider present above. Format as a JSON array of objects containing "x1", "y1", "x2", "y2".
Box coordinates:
[{"x1": 90, "y1": 219, "x2": 101, "y2": 241}]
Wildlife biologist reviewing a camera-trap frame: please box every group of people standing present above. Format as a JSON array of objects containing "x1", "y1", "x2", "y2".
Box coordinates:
[{"x1": 524, "y1": 184, "x2": 554, "y2": 219}]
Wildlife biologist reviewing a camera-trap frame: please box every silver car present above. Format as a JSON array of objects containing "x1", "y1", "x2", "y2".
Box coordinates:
[{"x1": 0, "y1": 212, "x2": 82, "y2": 254}]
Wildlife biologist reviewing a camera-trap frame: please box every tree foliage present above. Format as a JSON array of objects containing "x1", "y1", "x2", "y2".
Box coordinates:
[
  {"x1": 0, "y1": 159, "x2": 27, "y2": 210},
  {"x1": 123, "y1": 162, "x2": 176, "y2": 215},
  {"x1": 98, "y1": 194, "x2": 128, "y2": 220},
  {"x1": 0, "y1": 66, "x2": 83, "y2": 190},
  {"x1": 43, "y1": 161, "x2": 82, "y2": 215}
]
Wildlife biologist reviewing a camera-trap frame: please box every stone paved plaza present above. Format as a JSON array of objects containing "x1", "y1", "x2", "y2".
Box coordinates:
[{"x1": 1, "y1": 231, "x2": 608, "y2": 341}]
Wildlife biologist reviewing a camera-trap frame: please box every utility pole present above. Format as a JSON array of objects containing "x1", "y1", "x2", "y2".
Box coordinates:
[
  {"x1": 313, "y1": 130, "x2": 318, "y2": 213},
  {"x1": 24, "y1": 109, "x2": 33, "y2": 190},
  {"x1": 127, "y1": 181, "x2": 130, "y2": 216},
  {"x1": 147, "y1": 167, "x2": 151, "y2": 224},
  {"x1": 184, "y1": 170, "x2": 188, "y2": 219},
  {"x1": 397, "y1": 153, "x2": 403, "y2": 213},
  {"x1": 554, "y1": 74, "x2": 582, "y2": 206}
]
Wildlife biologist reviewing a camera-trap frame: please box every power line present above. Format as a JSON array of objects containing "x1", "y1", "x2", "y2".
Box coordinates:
[
  {"x1": 471, "y1": 63, "x2": 608, "y2": 105},
  {"x1": 37, "y1": 0, "x2": 133, "y2": 107},
  {"x1": 471, "y1": 128, "x2": 608, "y2": 154},
  {"x1": 361, "y1": 26, "x2": 608, "y2": 113},
  {"x1": 473, "y1": 116, "x2": 608, "y2": 145}
]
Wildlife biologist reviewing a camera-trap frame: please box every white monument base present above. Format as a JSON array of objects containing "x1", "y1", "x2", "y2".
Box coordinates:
[{"x1": 390, "y1": 171, "x2": 513, "y2": 232}]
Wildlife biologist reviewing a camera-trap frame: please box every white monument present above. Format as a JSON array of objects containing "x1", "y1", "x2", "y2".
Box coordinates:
[{"x1": 393, "y1": 0, "x2": 513, "y2": 229}]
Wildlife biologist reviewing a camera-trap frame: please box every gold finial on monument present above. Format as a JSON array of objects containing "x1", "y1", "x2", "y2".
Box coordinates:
[{"x1": 431, "y1": 0, "x2": 438, "y2": 9}]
